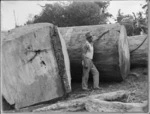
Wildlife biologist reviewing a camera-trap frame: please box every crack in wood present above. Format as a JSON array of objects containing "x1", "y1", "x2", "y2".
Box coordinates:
[{"x1": 26, "y1": 49, "x2": 48, "y2": 63}]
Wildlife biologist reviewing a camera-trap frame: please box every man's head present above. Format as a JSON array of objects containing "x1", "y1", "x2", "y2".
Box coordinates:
[{"x1": 85, "y1": 32, "x2": 93, "y2": 43}]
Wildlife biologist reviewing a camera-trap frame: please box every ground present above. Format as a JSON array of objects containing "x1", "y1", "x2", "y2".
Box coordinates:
[
  {"x1": 69, "y1": 67, "x2": 148, "y2": 103},
  {"x1": 2, "y1": 67, "x2": 148, "y2": 113}
]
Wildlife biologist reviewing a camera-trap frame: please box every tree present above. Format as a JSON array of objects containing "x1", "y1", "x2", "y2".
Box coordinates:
[
  {"x1": 26, "y1": 2, "x2": 112, "y2": 27},
  {"x1": 64, "y1": 2, "x2": 102, "y2": 26},
  {"x1": 33, "y1": 3, "x2": 67, "y2": 26},
  {"x1": 142, "y1": 0, "x2": 149, "y2": 17},
  {"x1": 94, "y1": 1, "x2": 112, "y2": 24},
  {"x1": 116, "y1": 9, "x2": 147, "y2": 36},
  {"x1": 116, "y1": 9, "x2": 136, "y2": 36},
  {"x1": 138, "y1": 0, "x2": 149, "y2": 34}
]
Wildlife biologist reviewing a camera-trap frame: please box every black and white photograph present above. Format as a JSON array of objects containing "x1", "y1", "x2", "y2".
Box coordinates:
[{"x1": 1, "y1": 0, "x2": 149, "y2": 113}]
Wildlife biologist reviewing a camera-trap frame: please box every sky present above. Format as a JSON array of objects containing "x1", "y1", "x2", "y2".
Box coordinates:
[{"x1": 1, "y1": 0, "x2": 146, "y2": 31}]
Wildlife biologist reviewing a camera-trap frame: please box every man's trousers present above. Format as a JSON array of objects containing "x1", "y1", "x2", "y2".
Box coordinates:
[{"x1": 82, "y1": 58, "x2": 99, "y2": 89}]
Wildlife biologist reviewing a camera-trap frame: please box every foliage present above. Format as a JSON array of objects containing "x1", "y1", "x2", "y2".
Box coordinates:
[
  {"x1": 139, "y1": 0, "x2": 149, "y2": 34},
  {"x1": 26, "y1": 1, "x2": 112, "y2": 27},
  {"x1": 142, "y1": 0, "x2": 149, "y2": 17},
  {"x1": 116, "y1": 10, "x2": 135, "y2": 36},
  {"x1": 116, "y1": 9, "x2": 147, "y2": 36}
]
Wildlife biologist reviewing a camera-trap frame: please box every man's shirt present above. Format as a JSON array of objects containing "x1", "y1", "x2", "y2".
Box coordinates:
[{"x1": 82, "y1": 41, "x2": 94, "y2": 60}]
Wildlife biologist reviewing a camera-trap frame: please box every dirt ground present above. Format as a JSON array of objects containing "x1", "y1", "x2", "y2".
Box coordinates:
[
  {"x1": 2, "y1": 67, "x2": 148, "y2": 113},
  {"x1": 69, "y1": 67, "x2": 148, "y2": 103}
]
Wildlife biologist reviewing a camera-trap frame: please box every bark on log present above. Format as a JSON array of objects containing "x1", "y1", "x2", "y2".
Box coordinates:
[
  {"x1": 59, "y1": 24, "x2": 130, "y2": 81},
  {"x1": 128, "y1": 35, "x2": 148, "y2": 68},
  {"x1": 2, "y1": 23, "x2": 71, "y2": 109},
  {"x1": 33, "y1": 90, "x2": 147, "y2": 113}
]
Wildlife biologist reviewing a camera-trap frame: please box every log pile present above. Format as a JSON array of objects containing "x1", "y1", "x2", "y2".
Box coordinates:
[
  {"x1": 33, "y1": 90, "x2": 148, "y2": 113},
  {"x1": 59, "y1": 24, "x2": 130, "y2": 81},
  {"x1": 128, "y1": 35, "x2": 148, "y2": 68},
  {"x1": 2, "y1": 23, "x2": 71, "y2": 109},
  {"x1": 1, "y1": 23, "x2": 148, "y2": 111}
]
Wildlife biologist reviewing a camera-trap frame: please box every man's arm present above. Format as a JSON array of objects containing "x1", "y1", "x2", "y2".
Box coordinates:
[
  {"x1": 82, "y1": 43, "x2": 89, "y2": 59},
  {"x1": 81, "y1": 43, "x2": 90, "y2": 68}
]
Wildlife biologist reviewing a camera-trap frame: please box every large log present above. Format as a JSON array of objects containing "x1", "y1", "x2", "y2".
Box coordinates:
[
  {"x1": 59, "y1": 24, "x2": 130, "y2": 81},
  {"x1": 2, "y1": 23, "x2": 71, "y2": 109},
  {"x1": 128, "y1": 35, "x2": 148, "y2": 68}
]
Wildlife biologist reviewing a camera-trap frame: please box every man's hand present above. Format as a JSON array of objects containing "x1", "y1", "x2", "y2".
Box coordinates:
[
  {"x1": 82, "y1": 55, "x2": 88, "y2": 69},
  {"x1": 83, "y1": 62, "x2": 88, "y2": 69}
]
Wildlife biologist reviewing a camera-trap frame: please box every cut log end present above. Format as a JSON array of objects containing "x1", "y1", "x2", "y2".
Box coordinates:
[
  {"x1": 93, "y1": 25, "x2": 130, "y2": 81},
  {"x1": 118, "y1": 25, "x2": 130, "y2": 80},
  {"x1": 2, "y1": 23, "x2": 71, "y2": 109}
]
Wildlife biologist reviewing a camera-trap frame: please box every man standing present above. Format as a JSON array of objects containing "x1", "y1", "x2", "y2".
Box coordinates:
[{"x1": 81, "y1": 32, "x2": 100, "y2": 91}]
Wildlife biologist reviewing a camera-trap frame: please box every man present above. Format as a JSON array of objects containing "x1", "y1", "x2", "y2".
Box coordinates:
[{"x1": 81, "y1": 32, "x2": 100, "y2": 91}]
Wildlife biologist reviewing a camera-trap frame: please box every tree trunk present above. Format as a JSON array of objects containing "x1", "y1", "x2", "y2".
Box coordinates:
[
  {"x1": 128, "y1": 35, "x2": 148, "y2": 68},
  {"x1": 2, "y1": 23, "x2": 71, "y2": 109},
  {"x1": 59, "y1": 24, "x2": 130, "y2": 81}
]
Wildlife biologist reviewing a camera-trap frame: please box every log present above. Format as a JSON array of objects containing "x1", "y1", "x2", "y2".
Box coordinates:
[
  {"x1": 88, "y1": 90, "x2": 130, "y2": 101},
  {"x1": 33, "y1": 90, "x2": 147, "y2": 113},
  {"x1": 2, "y1": 23, "x2": 71, "y2": 109},
  {"x1": 59, "y1": 24, "x2": 130, "y2": 81},
  {"x1": 85, "y1": 99, "x2": 147, "y2": 113},
  {"x1": 128, "y1": 35, "x2": 148, "y2": 68},
  {"x1": 33, "y1": 90, "x2": 130, "y2": 112}
]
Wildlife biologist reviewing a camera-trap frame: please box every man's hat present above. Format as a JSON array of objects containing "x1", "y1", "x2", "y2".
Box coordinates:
[{"x1": 85, "y1": 32, "x2": 93, "y2": 39}]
